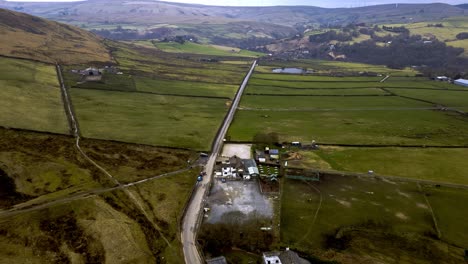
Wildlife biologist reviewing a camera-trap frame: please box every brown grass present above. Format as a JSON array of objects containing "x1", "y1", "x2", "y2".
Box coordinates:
[{"x1": 0, "y1": 9, "x2": 112, "y2": 64}]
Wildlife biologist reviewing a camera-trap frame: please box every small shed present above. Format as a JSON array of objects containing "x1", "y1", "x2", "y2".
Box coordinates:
[
  {"x1": 206, "y1": 256, "x2": 228, "y2": 264},
  {"x1": 269, "y1": 149, "x2": 280, "y2": 160},
  {"x1": 454, "y1": 79, "x2": 468, "y2": 87},
  {"x1": 243, "y1": 159, "x2": 259, "y2": 177}
]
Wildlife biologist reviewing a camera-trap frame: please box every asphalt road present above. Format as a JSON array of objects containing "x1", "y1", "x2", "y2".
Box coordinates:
[{"x1": 181, "y1": 60, "x2": 257, "y2": 264}]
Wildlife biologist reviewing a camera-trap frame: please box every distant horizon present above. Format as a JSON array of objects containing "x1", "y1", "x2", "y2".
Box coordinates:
[{"x1": 4, "y1": 0, "x2": 468, "y2": 8}]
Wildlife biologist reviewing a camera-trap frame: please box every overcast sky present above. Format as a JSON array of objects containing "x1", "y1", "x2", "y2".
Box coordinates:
[{"x1": 6, "y1": 0, "x2": 466, "y2": 8}]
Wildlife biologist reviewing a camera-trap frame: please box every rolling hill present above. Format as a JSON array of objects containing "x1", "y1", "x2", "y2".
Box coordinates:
[
  {"x1": 0, "y1": 0, "x2": 465, "y2": 27},
  {"x1": 0, "y1": 8, "x2": 112, "y2": 64}
]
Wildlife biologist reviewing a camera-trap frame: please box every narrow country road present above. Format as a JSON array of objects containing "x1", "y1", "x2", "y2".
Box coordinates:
[{"x1": 181, "y1": 60, "x2": 257, "y2": 264}]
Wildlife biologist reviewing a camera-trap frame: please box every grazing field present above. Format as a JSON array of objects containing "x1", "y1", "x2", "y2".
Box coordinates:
[
  {"x1": 0, "y1": 57, "x2": 69, "y2": 134},
  {"x1": 247, "y1": 86, "x2": 389, "y2": 96},
  {"x1": 229, "y1": 109, "x2": 468, "y2": 146},
  {"x1": 280, "y1": 177, "x2": 467, "y2": 263},
  {"x1": 135, "y1": 77, "x2": 238, "y2": 98},
  {"x1": 312, "y1": 147, "x2": 468, "y2": 185},
  {"x1": 110, "y1": 41, "x2": 250, "y2": 84},
  {"x1": 60, "y1": 42, "x2": 253, "y2": 150},
  {"x1": 71, "y1": 88, "x2": 228, "y2": 150},
  {"x1": 152, "y1": 41, "x2": 263, "y2": 57},
  {"x1": 425, "y1": 185, "x2": 468, "y2": 248},
  {"x1": 239, "y1": 95, "x2": 429, "y2": 109},
  {"x1": 390, "y1": 16, "x2": 468, "y2": 56},
  {"x1": 229, "y1": 69, "x2": 468, "y2": 147},
  {"x1": 387, "y1": 88, "x2": 468, "y2": 108}
]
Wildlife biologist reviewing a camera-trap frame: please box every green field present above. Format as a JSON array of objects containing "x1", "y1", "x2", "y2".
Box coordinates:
[
  {"x1": 111, "y1": 41, "x2": 250, "y2": 84},
  {"x1": 426, "y1": 186, "x2": 468, "y2": 248},
  {"x1": 387, "y1": 88, "x2": 468, "y2": 108},
  {"x1": 388, "y1": 16, "x2": 468, "y2": 56},
  {"x1": 281, "y1": 177, "x2": 467, "y2": 263},
  {"x1": 229, "y1": 108, "x2": 468, "y2": 146},
  {"x1": 152, "y1": 41, "x2": 263, "y2": 57},
  {"x1": 60, "y1": 41, "x2": 253, "y2": 150},
  {"x1": 71, "y1": 88, "x2": 228, "y2": 150},
  {"x1": 135, "y1": 76, "x2": 238, "y2": 98},
  {"x1": 239, "y1": 95, "x2": 429, "y2": 109},
  {"x1": 247, "y1": 86, "x2": 389, "y2": 95},
  {"x1": 313, "y1": 147, "x2": 468, "y2": 185},
  {"x1": 0, "y1": 57, "x2": 68, "y2": 134},
  {"x1": 229, "y1": 71, "x2": 468, "y2": 147}
]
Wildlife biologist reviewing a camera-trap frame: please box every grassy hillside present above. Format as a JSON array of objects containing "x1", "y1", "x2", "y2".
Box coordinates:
[
  {"x1": 0, "y1": 8, "x2": 111, "y2": 64},
  {"x1": 0, "y1": 57, "x2": 69, "y2": 134},
  {"x1": 0, "y1": 128, "x2": 197, "y2": 263},
  {"x1": 389, "y1": 16, "x2": 468, "y2": 57}
]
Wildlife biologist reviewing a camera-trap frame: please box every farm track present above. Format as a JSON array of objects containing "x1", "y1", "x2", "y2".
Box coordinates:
[
  {"x1": 296, "y1": 181, "x2": 322, "y2": 245},
  {"x1": 0, "y1": 168, "x2": 192, "y2": 220},
  {"x1": 56, "y1": 65, "x2": 179, "y2": 254}
]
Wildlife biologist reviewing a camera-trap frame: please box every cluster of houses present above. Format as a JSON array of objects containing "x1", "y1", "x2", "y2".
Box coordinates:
[
  {"x1": 215, "y1": 156, "x2": 259, "y2": 180},
  {"x1": 214, "y1": 147, "x2": 285, "y2": 181},
  {"x1": 255, "y1": 147, "x2": 280, "y2": 164}
]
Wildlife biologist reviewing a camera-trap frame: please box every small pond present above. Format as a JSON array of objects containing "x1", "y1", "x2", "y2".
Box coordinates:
[{"x1": 272, "y1": 67, "x2": 305, "y2": 74}]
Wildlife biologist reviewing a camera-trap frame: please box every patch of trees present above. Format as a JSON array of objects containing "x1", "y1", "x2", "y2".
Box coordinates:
[
  {"x1": 382, "y1": 26, "x2": 409, "y2": 34},
  {"x1": 212, "y1": 36, "x2": 275, "y2": 51},
  {"x1": 427, "y1": 23, "x2": 444, "y2": 28},
  {"x1": 338, "y1": 34, "x2": 466, "y2": 72},
  {"x1": 309, "y1": 31, "x2": 357, "y2": 43},
  {"x1": 198, "y1": 213, "x2": 274, "y2": 256},
  {"x1": 456, "y1": 32, "x2": 468, "y2": 40}
]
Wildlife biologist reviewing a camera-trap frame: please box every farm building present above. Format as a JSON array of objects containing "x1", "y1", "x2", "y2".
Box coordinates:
[
  {"x1": 83, "y1": 67, "x2": 101, "y2": 76},
  {"x1": 454, "y1": 79, "x2": 468, "y2": 87},
  {"x1": 263, "y1": 252, "x2": 282, "y2": 264},
  {"x1": 206, "y1": 256, "x2": 228, "y2": 264},
  {"x1": 263, "y1": 249, "x2": 310, "y2": 264},
  {"x1": 269, "y1": 149, "x2": 280, "y2": 160},
  {"x1": 81, "y1": 67, "x2": 102, "y2": 81},
  {"x1": 256, "y1": 150, "x2": 267, "y2": 163},
  {"x1": 243, "y1": 159, "x2": 260, "y2": 179}
]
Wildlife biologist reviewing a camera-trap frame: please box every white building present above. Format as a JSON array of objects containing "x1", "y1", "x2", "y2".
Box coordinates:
[
  {"x1": 263, "y1": 252, "x2": 282, "y2": 264},
  {"x1": 454, "y1": 79, "x2": 468, "y2": 87}
]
